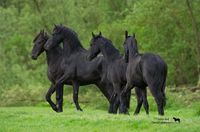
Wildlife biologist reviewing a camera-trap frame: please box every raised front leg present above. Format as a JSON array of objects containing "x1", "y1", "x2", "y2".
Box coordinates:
[
  {"x1": 55, "y1": 71, "x2": 71, "y2": 86},
  {"x1": 45, "y1": 84, "x2": 57, "y2": 112},
  {"x1": 72, "y1": 80, "x2": 82, "y2": 111},
  {"x1": 56, "y1": 83, "x2": 64, "y2": 113}
]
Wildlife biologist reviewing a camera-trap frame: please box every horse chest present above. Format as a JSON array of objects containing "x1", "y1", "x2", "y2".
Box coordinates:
[
  {"x1": 107, "y1": 64, "x2": 123, "y2": 83},
  {"x1": 127, "y1": 63, "x2": 144, "y2": 85}
]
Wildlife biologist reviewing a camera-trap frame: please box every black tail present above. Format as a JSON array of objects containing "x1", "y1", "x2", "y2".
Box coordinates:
[{"x1": 161, "y1": 64, "x2": 167, "y2": 107}]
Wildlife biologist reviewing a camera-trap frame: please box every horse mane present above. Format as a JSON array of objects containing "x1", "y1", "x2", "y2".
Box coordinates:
[
  {"x1": 57, "y1": 26, "x2": 85, "y2": 52},
  {"x1": 99, "y1": 36, "x2": 121, "y2": 60}
]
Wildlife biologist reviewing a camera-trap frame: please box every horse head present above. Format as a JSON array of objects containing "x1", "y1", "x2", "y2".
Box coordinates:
[
  {"x1": 123, "y1": 31, "x2": 138, "y2": 63},
  {"x1": 87, "y1": 32, "x2": 102, "y2": 61},
  {"x1": 32, "y1": 30, "x2": 49, "y2": 60},
  {"x1": 44, "y1": 25, "x2": 64, "y2": 51}
]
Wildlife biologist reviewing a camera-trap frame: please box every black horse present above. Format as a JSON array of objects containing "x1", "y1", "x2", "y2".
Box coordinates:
[
  {"x1": 87, "y1": 32, "x2": 149, "y2": 114},
  {"x1": 122, "y1": 31, "x2": 167, "y2": 115},
  {"x1": 43, "y1": 25, "x2": 128, "y2": 113},
  {"x1": 32, "y1": 30, "x2": 64, "y2": 112},
  {"x1": 31, "y1": 30, "x2": 119, "y2": 113}
]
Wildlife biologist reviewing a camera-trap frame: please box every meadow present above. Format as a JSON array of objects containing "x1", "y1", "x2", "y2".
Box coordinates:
[{"x1": 0, "y1": 87, "x2": 200, "y2": 132}]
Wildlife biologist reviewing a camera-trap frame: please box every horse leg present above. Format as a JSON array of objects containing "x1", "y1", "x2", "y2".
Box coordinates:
[
  {"x1": 113, "y1": 96, "x2": 120, "y2": 113},
  {"x1": 126, "y1": 90, "x2": 131, "y2": 109},
  {"x1": 112, "y1": 94, "x2": 120, "y2": 114},
  {"x1": 120, "y1": 82, "x2": 133, "y2": 114},
  {"x1": 45, "y1": 84, "x2": 57, "y2": 112},
  {"x1": 142, "y1": 87, "x2": 149, "y2": 115},
  {"x1": 134, "y1": 87, "x2": 143, "y2": 115},
  {"x1": 56, "y1": 83, "x2": 64, "y2": 112},
  {"x1": 121, "y1": 82, "x2": 133, "y2": 96},
  {"x1": 56, "y1": 72, "x2": 71, "y2": 85},
  {"x1": 113, "y1": 83, "x2": 128, "y2": 114},
  {"x1": 108, "y1": 93, "x2": 117, "y2": 114},
  {"x1": 72, "y1": 80, "x2": 82, "y2": 111},
  {"x1": 149, "y1": 85, "x2": 164, "y2": 115}
]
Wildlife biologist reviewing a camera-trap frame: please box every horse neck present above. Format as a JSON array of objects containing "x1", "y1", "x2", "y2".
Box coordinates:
[
  {"x1": 100, "y1": 41, "x2": 121, "y2": 62},
  {"x1": 128, "y1": 42, "x2": 139, "y2": 60},
  {"x1": 46, "y1": 47, "x2": 62, "y2": 66},
  {"x1": 62, "y1": 38, "x2": 86, "y2": 56}
]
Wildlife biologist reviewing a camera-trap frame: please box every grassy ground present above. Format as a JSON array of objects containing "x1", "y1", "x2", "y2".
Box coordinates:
[
  {"x1": 0, "y1": 106, "x2": 200, "y2": 132},
  {"x1": 0, "y1": 87, "x2": 200, "y2": 132}
]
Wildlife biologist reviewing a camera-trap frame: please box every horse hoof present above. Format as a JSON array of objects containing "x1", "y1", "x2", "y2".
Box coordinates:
[
  {"x1": 52, "y1": 106, "x2": 58, "y2": 112},
  {"x1": 108, "y1": 110, "x2": 117, "y2": 114},
  {"x1": 57, "y1": 109, "x2": 63, "y2": 113},
  {"x1": 78, "y1": 108, "x2": 83, "y2": 111}
]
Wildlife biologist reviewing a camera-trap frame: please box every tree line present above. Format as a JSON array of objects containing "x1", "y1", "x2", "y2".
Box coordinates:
[{"x1": 0, "y1": 0, "x2": 200, "y2": 99}]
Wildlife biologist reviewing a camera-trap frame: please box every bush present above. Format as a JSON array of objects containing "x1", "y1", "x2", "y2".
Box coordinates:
[{"x1": 0, "y1": 84, "x2": 45, "y2": 106}]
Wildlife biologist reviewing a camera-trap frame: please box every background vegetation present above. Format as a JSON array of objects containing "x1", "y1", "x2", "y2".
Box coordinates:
[{"x1": 0, "y1": 0, "x2": 200, "y2": 106}]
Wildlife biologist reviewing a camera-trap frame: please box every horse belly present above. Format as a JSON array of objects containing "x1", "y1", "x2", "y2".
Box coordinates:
[
  {"x1": 76, "y1": 69, "x2": 100, "y2": 83},
  {"x1": 129, "y1": 68, "x2": 146, "y2": 87}
]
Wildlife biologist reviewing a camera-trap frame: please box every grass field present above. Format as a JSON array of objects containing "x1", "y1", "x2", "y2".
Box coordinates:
[
  {"x1": 0, "y1": 106, "x2": 200, "y2": 132},
  {"x1": 0, "y1": 87, "x2": 200, "y2": 132}
]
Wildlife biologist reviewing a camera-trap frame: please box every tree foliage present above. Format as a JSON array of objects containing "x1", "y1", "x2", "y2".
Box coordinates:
[{"x1": 0, "y1": 0, "x2": 200, "y2": 101}]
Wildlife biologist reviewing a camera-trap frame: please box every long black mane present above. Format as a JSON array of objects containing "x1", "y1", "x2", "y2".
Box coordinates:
[
  {"x1": 97, "y1": 36, "x2": 121, "y2": 61},
  {"x1": 57, "y1": 26, "x2": 86, "y2": 53}
]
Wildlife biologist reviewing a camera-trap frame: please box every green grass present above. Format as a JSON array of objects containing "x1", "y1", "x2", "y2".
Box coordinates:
[
  {"x1": 0, "y1": 106, "x2": 200, "y2": 132},
  {"x1": 0, "y1": 86, "x2": 200, "y2": 131}
]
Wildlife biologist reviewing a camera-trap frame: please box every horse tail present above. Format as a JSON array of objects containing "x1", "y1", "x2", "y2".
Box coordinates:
[
  {"x1": 156, "y1": 61, "x2": 167, "y2": 107},
  {"x1": 161, "y1": 79, "x2": 166, "y2": 107},
  {"x1": 161, "y1": 63, "x2": 167, "y2": 107}
]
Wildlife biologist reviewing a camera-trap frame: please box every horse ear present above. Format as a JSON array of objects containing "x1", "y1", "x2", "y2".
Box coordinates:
[
  {"x1": 99, "y1": 31, "x2": 102, "y2": 36},
  {"x1": 92, "y1": 32, "x2": 95, "y2": 38},
  {"x1": 125, "y1": 31, "x2": 128, "y2": 38},
  {"x1": 133, "y1": 33, "x2": 135, "y2": 38}
]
